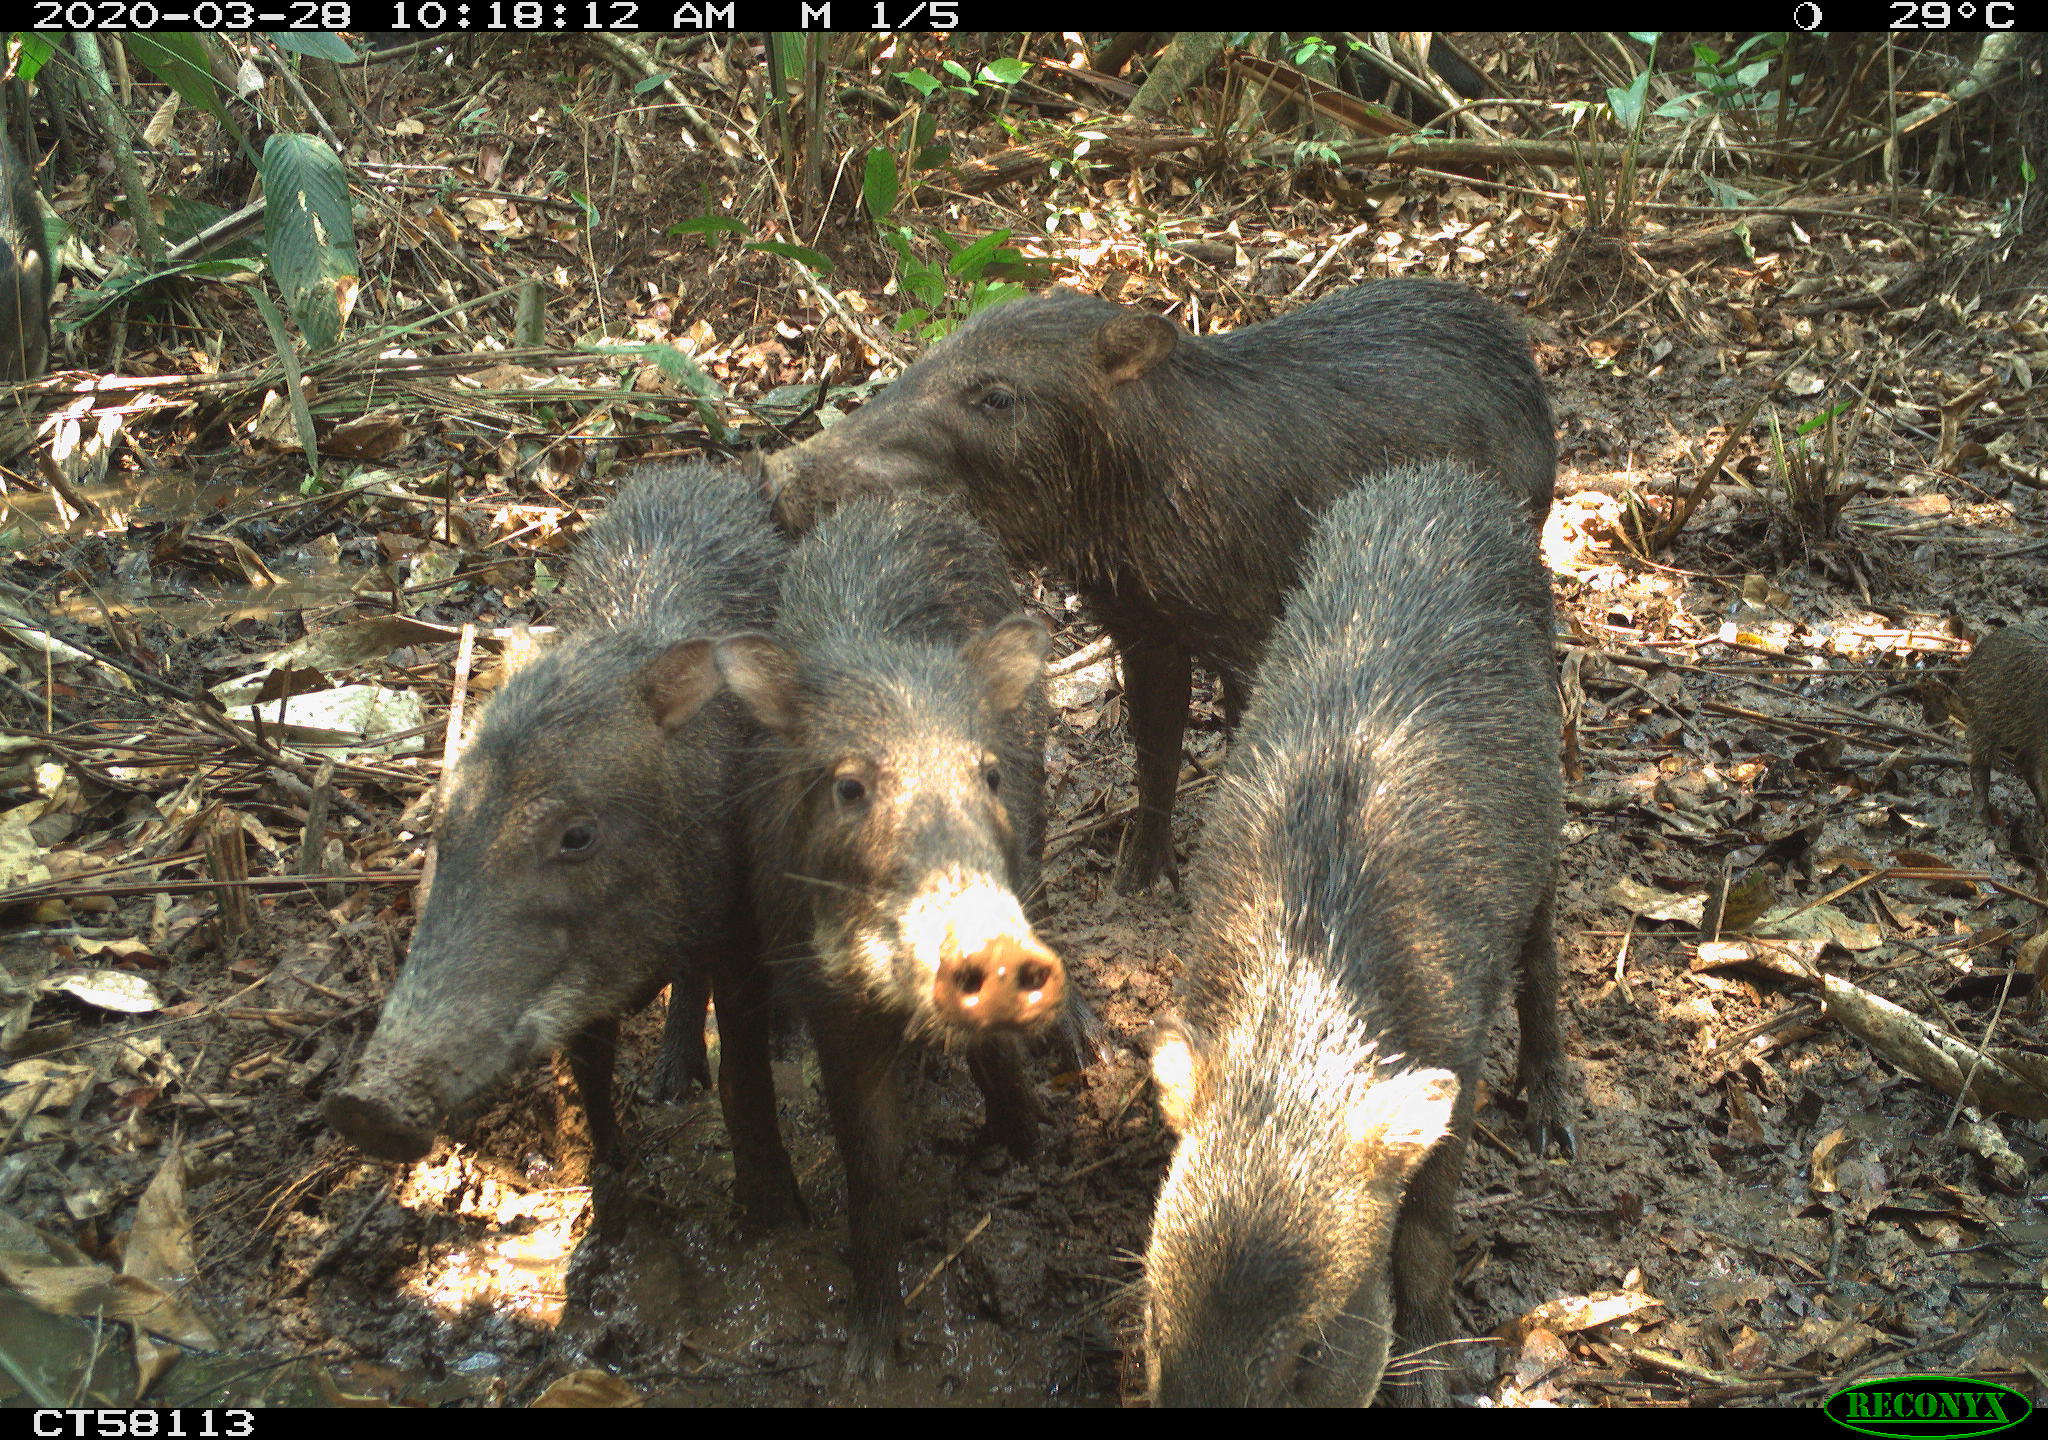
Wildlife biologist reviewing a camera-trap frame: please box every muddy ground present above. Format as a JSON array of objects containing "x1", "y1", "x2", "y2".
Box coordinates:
[{"x1": 1, "y1": 34, "x2": 2046, "y2": 1410}]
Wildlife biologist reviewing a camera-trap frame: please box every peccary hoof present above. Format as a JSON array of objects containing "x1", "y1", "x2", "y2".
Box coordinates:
[{"x1": 1112, "y1": 827, "x2": 1180, "y2": 895}]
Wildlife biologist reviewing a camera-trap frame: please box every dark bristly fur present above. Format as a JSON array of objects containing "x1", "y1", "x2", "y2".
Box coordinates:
[
  {"x1": 767, "y1": 279, "x2": 1555, "y2": 893},
  {"x1": 1143, "y1": 461, "x2": 1572, "y2": 1408},
  {"x1": 1962, "y1": 620, "x2": 2048, "y2": 831},
  {"x1": 324, "y1": 462, "x2": 804, "y2": 1231},
  {"x1": 719, "y1": 493, "x2": 1058, "y2": 1381}
]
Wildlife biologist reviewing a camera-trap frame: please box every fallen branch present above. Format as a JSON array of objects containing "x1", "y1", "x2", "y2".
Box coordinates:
[{"x1": 1821, "y1": 974, "x2": 2048, "y2": 1119}]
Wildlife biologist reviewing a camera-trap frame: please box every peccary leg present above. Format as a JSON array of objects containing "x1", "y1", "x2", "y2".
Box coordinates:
[
  {"x1": 650, "y1": 963, "x2": 712, "y2": 1101},
  {"x1": 2024, "y1": 749, "x2": 2048, "y2": 821},
  {"x1": 967, "y1": 1035, "x2": 1043, "y2": 1159},
  {"x1": 1971, "y1": 740, "x2": 1997, "y2": 827},
  {"x1": 709, "y1": 949, "x2": 805, "y2": 1231},
  {"x1": 1217, "y1": 665, "x2": 1250, "y2": 734},
  {"x1": 564, "y1": 1015, "x2": 621, "y2": 1167},
  {"x1": 1515, "y1": 888, "x2": 1574, "y2": 1157},
  {"x1": 1383, "y1": 1090, "x2": 1475, "y2": 1409},
  {"x1": 813, "y1": 1002, "x2": 910, "y2": 1382},
  {"x1": 1107, "y1": 621, "x2": 1191, "y2": 894}
]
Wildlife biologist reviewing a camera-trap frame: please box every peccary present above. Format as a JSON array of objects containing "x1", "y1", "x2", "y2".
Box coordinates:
[
  {"x1": 766, "y1": 279, "x2": 1554, "y2": 893},
  {"x1": 714, "y1": 492, "x2": 1063, "y2": 1379},
  {"x1": 1962, "y1": 620, "x2": 2048, "y2": 831},
  {"x1": 1143, "y1": 461, "x2": 1572, "y2": 1407},
  {"x1": 324, "y1": 461, "x2": 803, "y2": 1229}
]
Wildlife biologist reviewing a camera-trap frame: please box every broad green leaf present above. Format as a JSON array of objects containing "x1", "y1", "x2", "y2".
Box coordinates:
[
  {"x1": 14, "y1": 34, "x2": 55, "y2": 83},
  {"x1": 947, "y1": 229, "x2": 1013, "y2": 278},
  {"x1": 125, "y1": 35, "x2": 229, "y2": 127},
  {"x1": 1607, "y1": 69, "x2": 1651, "y2": 130},
  {"x1": 863, "y1": 147, "x2": 899, "y2": 222},
  {"x1": 268, "y1": 33, "x2": 356, "y2": 62},
  {"x1": 980, "y1": 57, "x2": 1028, "y2": 84},
  {"x1": 261, "y1": 133, "x2": 359, "y2": 352}
]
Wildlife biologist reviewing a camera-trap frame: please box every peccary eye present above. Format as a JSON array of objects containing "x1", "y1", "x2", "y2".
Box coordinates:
[
  {"x1": 978, "y1": 388, "x2": 1016, "y2": 413},
  {"x1": 559, "y1": 823, "x2": 597, "y2": 855},
  {"x1": 833, "y1": 776, "x2": 868, "y2": 807},
  {"x1": 984, "y1": 765, "x2": 1002, "y2": 794}
]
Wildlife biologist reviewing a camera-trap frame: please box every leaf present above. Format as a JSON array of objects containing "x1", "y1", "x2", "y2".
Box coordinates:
[
  {"x1": 0, "y1": 801, "x2": 52, "y2": 889},
  {"x1": 897, "y1": 69, "x2": 943, "y2": 98},
  {"x1": 946, "y1": 229, "x2": 1014, "y2": 279},
  {"x1": 980, "y1": 57, "x2": 1029, "y2": 85},
  {"x1": 1751, "y1": 902, "x2": 1881, "y2": 953},
  {"x1": 0, "y1": 1259, "x2": 215, "y2": 1350},
  {"x1": 0, "y1": 1059, "x2": 95, "y2": 1120},
  {"x1": 532, "y1": 1370, "x2": 644, "y2": 1407},
  {"x1": 862, "y1": 147, "x2": 900, "y2": 223},
  {"x1": 1608, "y1": 877, "x2": 1705, "y2": 926},
  {"x1": 125, "y1": 1145, "x2": 211, "y2": 1396},
  {"x1": 124, "y1": 36, "x2": 229, "y2": 128},
  {"x1": 267, "y1": 32, "x2": 357, "y2": 62},
  {"x1": 46, "y1": 970, "x2": 163, "y2": 1015},
  {"x1": 1607, "y1": 69, "x2": 1651, "y2": 130},
  {"x1": 743, "y1": 241, "x2": 833, "y2": 274},
  {"x1": 261, "y1": 134, "x2": 360, "y2": 352},
  {"x1": 1497, "y1": 1289, "x2": 1663, "y2": 1347},
  {"x1": 12, "y1": 33, "x2": 55, "y2": 84}
]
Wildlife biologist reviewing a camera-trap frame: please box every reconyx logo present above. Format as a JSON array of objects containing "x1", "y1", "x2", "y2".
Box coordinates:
[{"x1": 1824, "y1": 1375, "x2": 2032, "y2": 1439}]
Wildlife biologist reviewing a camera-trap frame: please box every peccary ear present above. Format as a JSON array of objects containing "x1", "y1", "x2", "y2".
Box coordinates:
[
  {"x1": 1096, "y1": 311, "x2": 1177, "y2": 385},
  {"x1": 965, "y1": 613, "x2": 1049, "y2": 715},
  {"x1": 715, "y1": 633, "x2": 801, "y2": 736},
  {"x1": 639, "y1": 638, "x2": 724, "y2": 733},
  {"x1": 1148, "y1": 1012, "x2": 1207, "y2": 1135},
  {"x1": 1344, "y1": 1067, "x2": 1458, "y2": 1181}
]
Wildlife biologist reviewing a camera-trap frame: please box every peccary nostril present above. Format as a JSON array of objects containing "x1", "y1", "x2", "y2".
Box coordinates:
[{"x1": 934, "y1": 935, "x2": 1066, "y2": 1028}]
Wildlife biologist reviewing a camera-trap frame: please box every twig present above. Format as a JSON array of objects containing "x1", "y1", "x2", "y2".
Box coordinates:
[
  {"x1": 1045, "y1": 773, "x2": 1216, "y2": 852},
  {"x1": 1047, "y1": 635, "x2": 1116, "y2": 678},
  {"x1": 0, "y1": 870, "x2": 418, "y2": 906},
  {"x1": 904, "y1": 1212, "x2": 991, "y2": 1306}
]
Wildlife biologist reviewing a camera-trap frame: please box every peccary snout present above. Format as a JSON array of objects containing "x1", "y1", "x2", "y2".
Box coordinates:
[
  {"x1": 322, "y1": 1087, "x2": 439, "y2": 1164},
  {"x1": 933, "y1": 932, "x2": 1064, "y2": 1028}
]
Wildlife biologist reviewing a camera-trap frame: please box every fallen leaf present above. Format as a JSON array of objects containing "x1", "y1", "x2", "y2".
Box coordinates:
[
  {"x1": 1753, "y1": 902, "x2": 1882, "y2": 952},
  {"x1": 1609, "y1": 877, "x2": 1706, "y2": 926},
  {"x1": 0, "y1": 1260, "x2": 216, "y2": 1348},
  {"x1": 125, "y1": 1144, "x2": 212, "y2": 1396},
  {"x1": 46, "y1": 970, "x2": 163, "y2": 1015},
  {"x1": 1496, "y1": 1288, "x2": 1663, "y2": 1347},
  {"x1": 532, "y1": 1370, "x2": 644, "y2": 1407},
  {"x1": 0, "y1": 1058, "x2": 95, "y2": 1119}
]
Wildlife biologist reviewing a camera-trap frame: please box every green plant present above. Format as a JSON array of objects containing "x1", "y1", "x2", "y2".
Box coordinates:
[
  {"x1": 880, "y1": 225, "x2": 1036, "y2": 344},
  {"x1": 262, "y1": 134, "x2": 358, "y2": 352},
  {"x1": 893, "y1": 55, "x2": 1028, "y2": 102},
  {"x1": 1656, "y1": 33, "x2": 1797, "y2": 122},
  {"x1": 1772, "y1": 399, "x2": 1868, "y2": 544}
]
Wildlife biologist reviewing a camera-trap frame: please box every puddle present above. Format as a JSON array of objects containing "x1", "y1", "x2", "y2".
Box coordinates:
[
  {"x1": 1, "y1": 475, "x2": 273, "y2": 537},
  {"x1": 48, "y1": 577, "x2": 367, "y2": 632},
  {"x1": 0, "y1": 1269, "x2": 494, "y2": 1407}
]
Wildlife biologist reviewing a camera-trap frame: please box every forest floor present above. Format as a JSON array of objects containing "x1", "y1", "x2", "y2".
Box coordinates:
[{"x1": 0, "y1": 35, "x2": 2044, "y2": 1409}]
